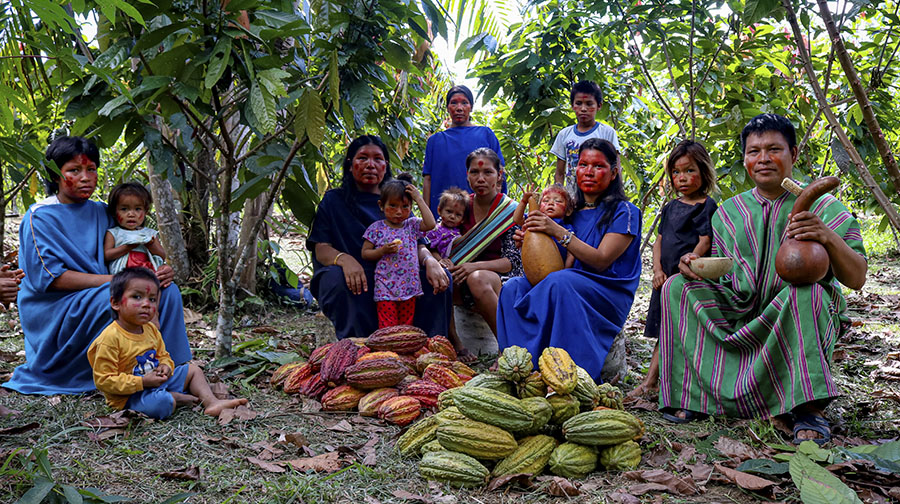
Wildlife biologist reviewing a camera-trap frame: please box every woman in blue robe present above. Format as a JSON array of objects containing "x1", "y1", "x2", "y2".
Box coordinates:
[
  {"x1": 306, "y1": 135, "x2": 453, "y2": 340},
  {"x1": 3, "y1": 136, "x2": 191, "y2": 395},
  {"x1": 497, "y1": 139, "x2": 641, "y2": 379}
]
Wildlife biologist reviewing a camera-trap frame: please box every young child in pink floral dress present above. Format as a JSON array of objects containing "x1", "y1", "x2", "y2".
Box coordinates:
[
  {"x1": 426, "y1": 187, "x2": 468, "y2": 267},
  {"x1": 361, "y1": 174, "x2": 436, "y2": 327}
]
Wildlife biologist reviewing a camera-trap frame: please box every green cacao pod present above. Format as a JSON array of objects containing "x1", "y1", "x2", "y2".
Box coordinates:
[
  {"x1": 516, "y1": 371, "x2": 547, "y2": 399},
  {"x1": 518, "y1": 396, "x2": 553, "y2": 434},
  {"x1": 451, "y1": 387, "x2": 533, "y2": 432},
  {"x1": 344, "y1": 357, "x2": 408, "y2": 389},
  {"x1": 378, "y1": 396, "x2": 422, "y2": 426},
  {"x1": 597, "y1": 383, "x2": 625, "y2": 410},
  {"x1": 437, "y1": 388, "x2": 456, "y2": 410},
  {"x1": 320, "y1": 384, "x2": 367, "y2": 411},
  {"x1": 436, "y1": 418, "x2": 517, "y2": 459},
  {"x1": 419, "y1": 450, "x2": 489, "y2": 488},
  {"x1": 426, "y1": 335, "x2": 458, "y2": 361},
  {"x1": 546, "y1": 394, "x2": 580, "y2": 425},
  {"x1": 395, "y1": 414, "x2": 440, "y2": 457},
  {"x1": 357, "y1": 387, "x2": 399, "y2": 417},
  {"x1": 464, "y1": 373, "x2": 514, "y2": 396},
  {"x1": 496, "y1": 346, "x2": 534, "y2": 382},
  {"x1": 423, "y1": 364, "x2": 464, "y2": 389},
  {"x1": 491, "y1": 435, "x2": 557, "y2": 477},
  {"x1": 538, "y1": 347, "x2": 578, "y2": 394},
  {"x1": 599, "y1": 440, "x2": 642, "y2": 471},
  {"x1": 433, "y1": 406, "x2": 467, "y2": 423},
  {"x1": 419, "y1": 439, "x2": 444, "y2": 455},
  {"x1": 572, "y1": 366, "x2": 600, "y2": 411},
  {"x1": 367, "y1": 325, "x2": 428, "y2": 354},
  {"x1": 320, "y1": 339, "x2": 359, "y2": 387},
  {"x1": 548, "y1": 442, "x2": 598, "y2": 479},
  {"x1": 562, "y1": 410, "x2": 645, "y2": 446}
]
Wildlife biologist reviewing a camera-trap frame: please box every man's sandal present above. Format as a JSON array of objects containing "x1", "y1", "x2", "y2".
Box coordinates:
[
  {"x1": 792, "y1": 413, "x2": 832, "y2": 446},
  {"x1": 661, "y1": 408, "x2": 709, "y2": 424}
]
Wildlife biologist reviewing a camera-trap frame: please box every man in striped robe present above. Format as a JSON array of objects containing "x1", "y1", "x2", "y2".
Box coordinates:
[{"x1": 658, "y1": 114, "x2": 867, "y2": 445}]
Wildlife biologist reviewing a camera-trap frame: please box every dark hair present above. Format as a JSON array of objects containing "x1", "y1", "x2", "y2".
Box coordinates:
[
  {"x1": 437, "y1": 187, "x2": 468, "y2": 211},
  {"x1": 44, "y1": 136, "x2": 100, "y2": 195},
  {"x1": 666, "y1": 140, "x2": 717, "y2": 197},
  {"x1": 379, "y1": 172, "x2": 415, "y2": 206},
  {"x1": 445, "y1": 85, "x2": 474, "y2": 106},
  {"x1": 108, "y1": 182, "x2": 153, "y2": 222},
  {"x1": 541, "y1": 184, "x2": 575, "y2": 216},
  {"x1": 574, "y1": 138, "x2": 627, "y2": 230},
  {"x1": 109, "y1": 267, "x2": 160, "y2": 318},
  {"x1": 465, "y1": 147, "x2": 502, "y2": 173},
  {"x1": 340, "y1": 135, "x2": 392, "y2": 190},
  {"x1": 740, "y1": 113, "x2": 797, "y2": 153},
  {"x1": 570, "y1": 80, "x2": 602, "y2": 105}
]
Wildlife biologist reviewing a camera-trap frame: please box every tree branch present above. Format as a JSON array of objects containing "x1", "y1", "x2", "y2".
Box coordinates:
[
  {"x1": 689, "y1": 0, "x2": 696, "y2": 141},
  {"x1": 0, "y1": 165, "x2": 40, "y2": 207}
]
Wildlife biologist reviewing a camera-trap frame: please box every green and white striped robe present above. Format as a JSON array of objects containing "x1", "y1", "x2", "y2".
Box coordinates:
[{"x1": 658, "y1": 187, "x2": 865, "y2": 418}]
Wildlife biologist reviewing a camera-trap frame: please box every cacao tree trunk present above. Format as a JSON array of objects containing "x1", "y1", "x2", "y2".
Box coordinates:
[
  {"x1": 184, "y1": 137, "x2": 213, "y2": 275},
  {"x1": 238, "y1": 194, "x2": 267, "y2": 293},
  {"x1": 148, "y1": 160, "x2": 191, "y2": 284}
]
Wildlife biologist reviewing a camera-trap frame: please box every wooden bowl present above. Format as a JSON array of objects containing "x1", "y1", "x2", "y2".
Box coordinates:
[{"x1": 689, "y1": 257, "x2": 733, "y2": 279}]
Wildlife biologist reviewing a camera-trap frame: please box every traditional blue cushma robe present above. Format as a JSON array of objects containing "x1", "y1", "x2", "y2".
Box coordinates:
[
  {"x1": 306, "y1": 186, "x2": 452, "y2": 339},
  {"x1": 497, "y1": 202, "x2": 642, "y2": 379},
  {"x1": 3, "y1": 198, "x2": 191, "y2": 395}
]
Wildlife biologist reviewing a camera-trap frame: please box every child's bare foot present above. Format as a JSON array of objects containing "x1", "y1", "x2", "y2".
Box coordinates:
[
  {"x1": 172, "y1": 392, "x2": 199, "y2": 406},
  {"x1": 204, "y1": 398, "x2": 248, "y2": 417},
  {"x1": 626, "y1": 381, "x2": 659, "y2": 399}
]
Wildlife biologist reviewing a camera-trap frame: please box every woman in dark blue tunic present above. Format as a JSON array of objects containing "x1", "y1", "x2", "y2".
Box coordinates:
[
  {"x1": 306, "y1": 136, "x2": 453, "y2": 340},
  {"x1": 497, "y1": 139, "x2": 641, "y2": 379}
]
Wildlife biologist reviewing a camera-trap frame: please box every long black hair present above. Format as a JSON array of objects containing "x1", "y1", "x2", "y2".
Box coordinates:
[
  {"x1": 44, "y1": 136, "x2": 100, "y2": 195},
  {"x1": 574, "y1": 138, "x2": 627, "y2": 231},
  {"x1": 340, "y1": 135, "x2": 392, "y2": 190}
]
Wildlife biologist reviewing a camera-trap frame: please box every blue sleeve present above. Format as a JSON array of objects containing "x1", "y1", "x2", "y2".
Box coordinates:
[
  {"x1": 20, "y1": 210, "x2": 66, "y2": 293},
  {"x1": 607, "y1": 202, "x2": 641, "y2": 237}
]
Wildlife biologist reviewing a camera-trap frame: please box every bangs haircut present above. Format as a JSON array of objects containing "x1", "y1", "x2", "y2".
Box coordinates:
[
  {"x1": 666, "y1": 140, "x2": 717, "y2": 197},
  {"x1": 108, "y1": 182, "x2": 153, "y2": 218},
  {"x1": 44, "y1": 136, "x2": 100, "y2": 195},
  {"x1": 109, "y1": 267, "x2": 160, "y2": 318},
  {"x1": 542, "y1": 184, "x2": 575, "y2": 216},
  {"x1": 740, "y1": 113, "x2": 797, "y2": 153},
  {"x1": 570, "y1": 80, "x2": 602, "y2": 105},
  {"x1": 341, "y1": 135, "x2": 392, "y2": 191}
]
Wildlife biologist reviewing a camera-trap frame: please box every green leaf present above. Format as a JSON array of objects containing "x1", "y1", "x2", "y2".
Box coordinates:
[
  {"x1": 132, "y1": 21, "x2": 192, "y2": 53},
  {"x1": 16, "y1": 477, "x2": 55, "y2": 504},
  {"x1": 296, "y1": 89, "x2": 326, "y2": 148},
  {"x1": 250, "y1": 83, "x2": 276, "y2": 133},
  {"x1": 743, "y1": 0, "x2": 782, "y2": 24},
  {"x1": 736, "y1": 458, "x2": 790, "y2": 475},
  {"x1": 798, "y1": 440, "x2": 833, "y2": 463},
  {"x1": 255, "y1": 351, "x2": 300, "y2": 364},
  {"x1": 229, "y1": 174, "x2": 271, "y2": 212},
  {"x1": 329, "y1": 51, "x2": 340, "y2": 110},
  {"x1": 257, "y1": 68, "x2": 290, "y2": 98},
  {"x1": 111, "y1": 0, "x2": 147, "y2": 26},
  {"x1": 789, "y1": 452, "x2": 863, "y2": 504},
  {"x1": 204, "y1": 38, "x2": 232, "y2": 90},
  {"x1": 282, "y1": 177, "x2": 318, "y2": 228},
  {"x1": 62, "y1": 485, "x2": 84, "y2": 504}
]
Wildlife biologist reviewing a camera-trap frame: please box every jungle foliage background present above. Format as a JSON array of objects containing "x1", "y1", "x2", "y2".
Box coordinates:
[{"x1": 2, "y1": 0, "x2": 899, "y2": 357}]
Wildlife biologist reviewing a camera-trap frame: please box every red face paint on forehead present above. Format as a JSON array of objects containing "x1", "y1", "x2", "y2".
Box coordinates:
[
  {"x1": 478, "y1": 160, "x2": 484, "y2": 167},
  {"x1": 73, "y1": 153, "x2": 94, "y2": 167}
]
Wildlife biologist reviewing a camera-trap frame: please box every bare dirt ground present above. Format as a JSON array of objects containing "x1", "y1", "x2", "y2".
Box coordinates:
[{"x1": 1, "y1": 219, "x2": 898, "y2": 502}]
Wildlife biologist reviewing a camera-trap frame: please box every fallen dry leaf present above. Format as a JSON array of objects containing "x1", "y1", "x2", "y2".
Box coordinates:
[
  {"x1": 627, "y1": 483, "x2": 670, "y2": 495},
  {"x1": 160, "y1": 466, "x2": 202, "y2": 480},
  {"x1": 251, "y1": 325, "x2": 279, "y2": 334},
  {"x1": 687, "y1": 463, "x2": 714, "y2": 482},
  {"x1": 209, "y1": 382, "x2": 231, "y2": 400},
  {"x1": 247, "y1": 456, "x2": 286, "y2": 473},
  {"x1": 714, "y1": 463, "x2": 776, "y2": 491},
  {"x1": 218, "y1": 408, "x2": 235, "y2": 426},
  {"x1": 280, "y1": 431, "x2": 310, "y2": 449},
  {"x1": 391, "y1": 489, "x2": 431, "y2": 502},
  {"x1": 0, "y1": 422, "x2": 40, "y2": 435},
  {"x1": 327, "y1": 419, "x2": 353, "y2": 432},
  {"x1": 624, "y1": 469, "x2": 700, "y2": 495},
  {"x1": 487, "y1": 473, "x2": 534, "y2": 491},
  {"x1": 301, "y1": 399, "x2": 322, "y2": 413},
  {"x1": 286, "y1": 451, "x2": 343, "y2": 473},
  {"x1": 644, "y1": 445, "x2": 672, "y2": 468},
  {"x1": 871, "y1": 390, "x2": 900, "y2": 403},
  {"x1": 714, "y1": 436, "x2": 757, "y2": 461},
  {"x1": 201, "y1": 435, "x2": 241, "y2": 449},
  {"x1": 359, "y1": 435, "x2": 379, "y2": 466},
  {"x1": 183, "y1": 308, "x2": 203, "y2": 324},
  {"x1": 607, "y1": 490, "x2": 642, "y2": 504},
  {"x1": 251, "y1": 441, "x2": 284, "y2": 461},
  {"x1": 218, "y1": 404, "x2": 257, "y2": 425},
  {"x1": 0, "y1": 405, "x2": 21, "y2": 416},
  {"x1": 673, "y1": 445, "x2": 697, "y2": 471},
  {"x1": 623, "y1": 396, "x2": 657, "y2": 411},
  {"x1": 536, "y1": 475, "x2": 580, "y2": 496},
  {"x1": 364, "y1": 497, "x2": 382, "y2": 504}
]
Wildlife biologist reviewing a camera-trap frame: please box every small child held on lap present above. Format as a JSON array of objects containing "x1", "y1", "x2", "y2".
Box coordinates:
[
  {"x1": 104, "y1": 183, "x2": 166, "y2": 275},
  {"x1": 361, "y1": 173, "x2": 436, "y2": 328},
  {"x1": 631, "y1": 140, "x2": 718, "y2": 398},
  {"x1": 513, "y1": 184, "x2": 577, "y2": 268},
  {"x1": 426, "y1": 187, "x2": 468, "y2": 268},
  {"x1": 87, "y1": 267, "x2": 247, "y2": 419}
]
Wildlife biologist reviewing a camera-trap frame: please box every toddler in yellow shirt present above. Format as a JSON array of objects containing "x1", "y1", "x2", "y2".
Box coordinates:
[{"x1": 87, "y1": 267, "x2": 247, "y2": 419}]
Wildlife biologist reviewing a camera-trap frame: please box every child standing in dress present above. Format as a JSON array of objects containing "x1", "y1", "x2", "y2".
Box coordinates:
[
  {"x1": 631, "y1": 140, "x2": 718, "y2": 399},
  {"x1": 513, "y1": 184, "x2": 577, "y2": 267},
  {"x1": 104, "y1": 183, "x2": 166, "y2": 275},
  {"x1": 87, "y1": 268, "x2": 247, "y2": 419},
  {"x1": 427, "y1": 187, "x2": 468, "y2": 267},
  {"x1": 362, "y1": 173, "x2": 436, "y2": 328}
]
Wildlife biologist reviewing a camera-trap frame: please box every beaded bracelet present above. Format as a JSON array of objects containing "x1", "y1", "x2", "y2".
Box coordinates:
[{"x1": 560, "y1": 232, "x2": 574, "y2": 248}]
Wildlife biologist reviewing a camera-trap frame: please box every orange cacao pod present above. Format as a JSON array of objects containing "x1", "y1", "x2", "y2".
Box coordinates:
[
  {"x1": 358, "y1": 388, "x2": 399, "y2": 417},
  {"x1": 308, "y1": 343, "x2": 333, "y2": 372},
  {"x1": 378, "y1": 396, "x2": 422, "y2": 426},
  {"x1": 367, "y1": 325, "x2": 428, "y2": 354},
  {"x1": 416, "y1": 352, "x2": 451, "y2": 374},
  {"x1": 423, "y1": 364, "x2": 464, "y2": 389},
  {"x1": 426, "y1": 336, "x2": 458, "y2": 361},
  {"x1": 282, "y1": 363, "x2": 313, "y2": 394},
  {"x1": 321, "y1": 385, "x2": 367, "y2": 411},
  {"x1": 344, "y1": 358, "x2": 408, "y2": 389}
]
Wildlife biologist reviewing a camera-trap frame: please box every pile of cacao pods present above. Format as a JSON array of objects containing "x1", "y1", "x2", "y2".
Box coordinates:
[
  {"x1": 270, "y1": 325, "x2": 475, "y2": 426},
  {"x1": 397, "y1": 346, "x2": 646, "y2": 488}
]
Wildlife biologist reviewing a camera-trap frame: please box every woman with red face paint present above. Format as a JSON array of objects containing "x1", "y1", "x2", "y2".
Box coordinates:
[
  {"x1": 306, "y1": 135, "x2": 453, "y2": 340},
  {"x1": 496, "y1": 139, "x2": 642, "y2": 380},
  {"x1": 3, "y1": 137, "x2": 191, "y2": 395},
  {"x1": 422, "y1": 85, "x2": 506, "y2": 214}
]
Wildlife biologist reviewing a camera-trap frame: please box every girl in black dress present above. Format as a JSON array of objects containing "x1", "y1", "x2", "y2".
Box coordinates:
[{"x1": 631, "y1": 140, "x2": 718, "y2": 398}]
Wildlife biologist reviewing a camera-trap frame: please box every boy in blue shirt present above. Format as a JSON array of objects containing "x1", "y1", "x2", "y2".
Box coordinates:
[{"x1": 551, "y1": 81, "x2": 621, "y2": 194}]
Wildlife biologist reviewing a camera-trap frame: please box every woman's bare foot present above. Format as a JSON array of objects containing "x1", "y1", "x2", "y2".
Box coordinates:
[
  {"x1": 456, "y1": 347, "x2": 477, "y2": 364},
  {"x1": 203, "y1": 398, "x2": 249, "y2": 417},
  {"x1": 171, "y1": 392, "x2": 199, "y2": 407},
  {"x1": 627, "y1": 381, "x2": 659, "y2": 399}
]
